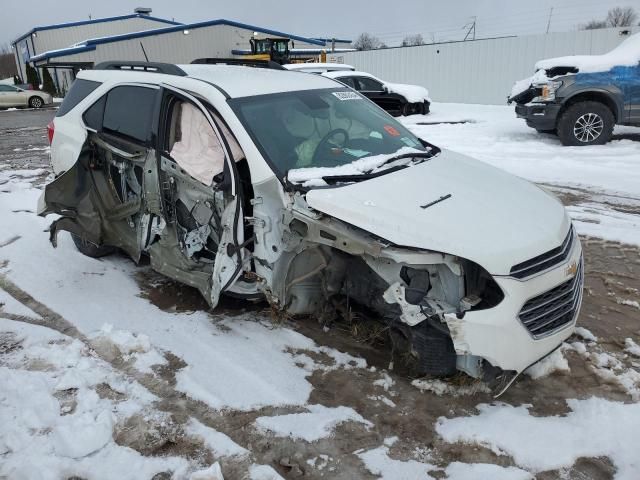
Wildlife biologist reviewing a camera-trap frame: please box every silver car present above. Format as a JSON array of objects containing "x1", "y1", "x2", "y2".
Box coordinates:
[{"x1": 0, "y1": 84, "x2": 52, "y2": 109}]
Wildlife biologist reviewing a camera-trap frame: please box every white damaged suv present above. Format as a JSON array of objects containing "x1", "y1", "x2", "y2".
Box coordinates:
[{"x1": 39, "y1": 61, "x2": 583, "y2": 394}]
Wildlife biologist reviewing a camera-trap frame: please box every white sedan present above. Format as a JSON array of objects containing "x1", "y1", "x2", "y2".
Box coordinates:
[{"x1": 0, "y1": 84, "x2": 52, "y2": 109}]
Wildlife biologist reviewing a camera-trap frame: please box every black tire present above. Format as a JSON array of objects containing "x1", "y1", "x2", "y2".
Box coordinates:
[
  {"x1": 411, "y1": 322, "x2": 457, "y2": 376},
  {"x1": 402, "y1": 102, "x2": 422, "y2": 116},
  {"x1": 557, "y1": 101, "x2": 614, "y2": 146},
  {"x1": 28, "y1": 96, "x2": 44, "y2": 109},
  {"x1": 71, "y1": 233, "x2": 115, "y2": 258}
]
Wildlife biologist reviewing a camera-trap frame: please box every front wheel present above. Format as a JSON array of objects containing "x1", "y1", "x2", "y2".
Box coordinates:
[
  {"x1": 28, "y1": 96, "x2": 44, "y2": 109},
  {"x1": 402, "y1": 102, "x2": 423, "y2": 116},
  {"x1": 71, "y1": 233, "x2": 115, "y2": 258},
  {"x1": 557, "y1": 101, "x2": 614, "y2": 146}
]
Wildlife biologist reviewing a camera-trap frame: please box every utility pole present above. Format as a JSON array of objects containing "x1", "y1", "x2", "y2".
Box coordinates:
[
  {"x1": 546, "y1": 7, "x2": 554, "y2": 34},
  {"x1": 464, "y1": 16, "x2": 477, "y2": 41}
]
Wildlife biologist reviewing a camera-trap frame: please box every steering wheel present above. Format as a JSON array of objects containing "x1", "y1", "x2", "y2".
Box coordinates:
[{"x1": 312, "y1": 128, "x2": 350, "y2": 165}]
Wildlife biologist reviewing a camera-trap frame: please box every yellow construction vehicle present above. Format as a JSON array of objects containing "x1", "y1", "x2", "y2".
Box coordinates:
[{"x1": 247, "y1": 34, "x2": 292, "y2": 64}]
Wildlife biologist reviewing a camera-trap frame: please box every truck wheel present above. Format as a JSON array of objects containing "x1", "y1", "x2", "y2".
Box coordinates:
[
  {"x1": 71, "y1": 233, "x2": 115, "y2": 258},
  {"x1": 557, "y1": 101, "x2": 614, "y2": 146}
]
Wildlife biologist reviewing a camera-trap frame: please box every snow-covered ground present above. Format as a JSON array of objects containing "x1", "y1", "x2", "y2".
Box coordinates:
[{"x1": 1, "y1": 104, "x2": 640, "y2": 479}]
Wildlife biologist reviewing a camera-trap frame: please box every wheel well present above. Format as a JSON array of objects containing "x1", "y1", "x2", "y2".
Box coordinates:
[{"x1": 559, "y1": 92, "x2": 618, "y2": 122}]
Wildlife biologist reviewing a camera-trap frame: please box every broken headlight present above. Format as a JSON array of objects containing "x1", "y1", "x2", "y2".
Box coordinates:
[{"x1": 535, "y1": 81, "x2": 563, "y2": 102}]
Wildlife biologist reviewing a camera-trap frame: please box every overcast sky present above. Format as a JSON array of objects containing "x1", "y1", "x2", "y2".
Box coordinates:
[{"x1": 2, "y1": 0, "x2": 638, "y2": 47}]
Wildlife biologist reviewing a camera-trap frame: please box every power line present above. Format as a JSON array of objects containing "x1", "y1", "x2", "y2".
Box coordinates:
[{"x1": 364, "y1": 0, "x2": 623, "y2": 45}]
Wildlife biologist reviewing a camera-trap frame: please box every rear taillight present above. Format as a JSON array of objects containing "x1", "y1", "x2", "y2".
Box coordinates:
[{"x1": 47, "y1": 121, "x2": 55, "y2": 145}]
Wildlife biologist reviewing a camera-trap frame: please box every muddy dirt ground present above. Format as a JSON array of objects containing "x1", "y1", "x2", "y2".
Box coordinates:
[{"x1": 1, "y1": 108, "x2": 639, "y2": 479}]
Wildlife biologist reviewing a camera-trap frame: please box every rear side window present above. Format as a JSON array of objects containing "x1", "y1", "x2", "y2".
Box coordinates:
[
  {"x1": 56, "y1": 79, "x2": 101, "y2": 117},
  {"x1": 102, "y1": 86, "x2": 157, "y2": 143}
]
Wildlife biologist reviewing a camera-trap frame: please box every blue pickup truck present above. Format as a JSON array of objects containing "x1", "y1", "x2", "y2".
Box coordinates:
[{"x1": 509, "y1": 32, "x2": 640, "y2": 146}]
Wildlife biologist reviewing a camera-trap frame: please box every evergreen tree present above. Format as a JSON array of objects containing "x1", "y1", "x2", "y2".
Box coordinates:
[
  {"x1": 42, "y1": 68, "x2": 57, "y2": 96},
  {"x1": 25, "y1": 63, "x2": 39, "y2": 89}
]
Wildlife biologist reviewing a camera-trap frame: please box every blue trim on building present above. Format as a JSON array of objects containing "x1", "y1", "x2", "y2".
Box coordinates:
[
  {"x1": 29, "y1": 18, "x2": 328, "y2": 63},
  {"x1": 12, "y1": 14, "x2": 182, "y2": 45},
  {"x1": 82, "y1": 19, "x2": 326, "y2": 46},
  {"x1": 31, "y1": 45, "x2": 97, "y2": 63}
]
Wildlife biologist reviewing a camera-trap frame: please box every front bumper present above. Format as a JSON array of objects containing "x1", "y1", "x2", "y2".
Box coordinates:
[
  {"x1": 515, "y1": 102, "x2": 562, "y2": 131},
  {"x1": 445, "y1": 237, "x2": 583, "y2": 374}
]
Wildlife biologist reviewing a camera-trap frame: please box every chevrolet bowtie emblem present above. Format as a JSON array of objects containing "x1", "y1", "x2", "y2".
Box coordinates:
[{"x1": 565, "y1": 261, "x2": 578, "y2": 278}]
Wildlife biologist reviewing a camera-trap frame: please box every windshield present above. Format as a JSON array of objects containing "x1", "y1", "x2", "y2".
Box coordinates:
[{"x1": 230, "y1": 89, "x2": 431, "y2": 187}]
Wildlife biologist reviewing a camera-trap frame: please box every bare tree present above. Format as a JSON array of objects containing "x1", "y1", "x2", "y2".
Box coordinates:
[
  {"x1": 0, "y1": 53, "x2": 18, "y2": 79},
  {"x1": 401, "y1": 34, "x2": 425, "y2": 47},
  {"x1": 581, "y1": 19, "x2": 608, "y2": 30},
  {"x1": 606, "y1": 6, "x2": 638, "y2": 26},
  {"x1": 353, "y1": 33, "x2": 382, "y2": 51}
]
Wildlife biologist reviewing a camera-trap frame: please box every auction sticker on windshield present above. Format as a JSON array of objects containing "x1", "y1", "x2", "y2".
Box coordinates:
[{"x1": 332, "y1": 91, "x2": 361, "y2": 101}]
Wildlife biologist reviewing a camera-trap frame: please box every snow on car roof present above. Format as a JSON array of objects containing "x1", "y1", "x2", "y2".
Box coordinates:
[{"x1": 535, "y1": 31, "x2": 640, "y2": 74}]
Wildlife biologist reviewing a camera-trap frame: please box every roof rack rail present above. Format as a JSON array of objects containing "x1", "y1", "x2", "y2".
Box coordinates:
[
  {"x1": 191, "y1": 58, "x2": 285, "y2": 70},
  {"x1": 93, "y1": 61, "x2": 187, "y2": 76}
]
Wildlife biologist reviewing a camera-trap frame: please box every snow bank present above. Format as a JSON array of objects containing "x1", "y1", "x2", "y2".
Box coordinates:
[
  {"x1": 250, "y1": 464, "x2": 285, "y2": 480},
  {"x1": 356, "y1": 446, "x2": 436, "y2": 479},
  {"x1": 524, "y1": 347, "x2": 570, "y2": 379},
  {"x1": 189, "y1": 462, "x2": 224, "y2": 480},
  {"x1": 436, "y1": 397, "x2": 640, "y2": 478},
  {"x1": 0, "y1": 319, "x2": 190, "y2": 479},
  {"x1": 185, "y1": 418, "x2": 248, "y2": 458},
  {"x1": 444, "y1": 462, "x2": 533, "y2": 480},
  {"x1": 254, "y1": 404, "x2": 372, "y2": 441},
  {"x1": 624, "y1": 338, "x2": 640, "y2": 358},
  {"x1": 536, "y1": 32, "x2": 640, "y2": 74},
  {"x1": 574, "y1": 326, "x2": 598, "y2": 343}
]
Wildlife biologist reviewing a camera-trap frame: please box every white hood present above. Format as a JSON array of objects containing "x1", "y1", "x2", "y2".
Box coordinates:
[{"x1": 305, "y1": 150, "x2": 570, "y2": 275}]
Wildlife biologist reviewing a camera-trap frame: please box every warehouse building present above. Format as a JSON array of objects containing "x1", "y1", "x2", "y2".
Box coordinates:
[
  {"x1": 11, "y1": 9, "x2": 181, "y2": 91},
  {"x1": 13, "y1": 10, "x2": 352, "y2": 94}
]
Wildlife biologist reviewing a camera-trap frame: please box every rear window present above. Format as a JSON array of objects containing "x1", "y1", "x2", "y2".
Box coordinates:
[
  {"x1": 102, "y1": 86, "x2": 157, "y2": 143},
  {"x1": 56, "y1": 79, "x2": 101, "y2": 117}
]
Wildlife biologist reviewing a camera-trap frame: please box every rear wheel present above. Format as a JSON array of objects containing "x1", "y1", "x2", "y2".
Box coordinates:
[
  {"x1": 557, "y1": 101, "x2": 614, "y2": 146},
  {"x1": 28, "y1": 96, "x2": 44, "y2": 109},
  {"x1": 71, "y1": 233, "x2": 115, "y2": 258}
]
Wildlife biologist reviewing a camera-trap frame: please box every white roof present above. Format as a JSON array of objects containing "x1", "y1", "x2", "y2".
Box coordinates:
[{"x1": 78, "y1": 64, "x2": 343, "y2": 99}]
